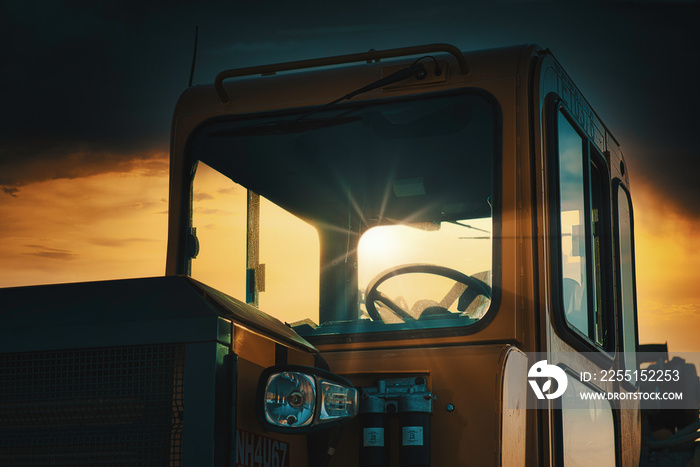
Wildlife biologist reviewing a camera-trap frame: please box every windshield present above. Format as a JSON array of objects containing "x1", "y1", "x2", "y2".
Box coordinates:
[{"x1": 188, "y1": 90, "x2": 499, "y2": 338}]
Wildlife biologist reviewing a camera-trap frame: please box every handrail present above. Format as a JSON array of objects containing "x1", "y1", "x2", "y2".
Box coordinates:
[{"x1": 214, "y1": 43, "x2": 469, "y2": 104}]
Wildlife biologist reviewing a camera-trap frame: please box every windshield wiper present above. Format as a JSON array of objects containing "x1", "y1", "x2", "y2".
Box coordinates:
[
  {"x1": 209, "y1": 59, "x2": 431, "y2": 137},
  {"x1": 299, "y1": 60, "x2": 429, "y2": 120},
  {"x1": 330, "y1": 61, "x2": 428, "y2": 107},
  {"x1": 449, "y1": 220, "x2": 491, "y2": 234}
]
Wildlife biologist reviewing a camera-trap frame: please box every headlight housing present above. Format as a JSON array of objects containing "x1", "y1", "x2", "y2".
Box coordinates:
[{"x1": 257, "y1": 365, "x2": 358, "y2": 433}]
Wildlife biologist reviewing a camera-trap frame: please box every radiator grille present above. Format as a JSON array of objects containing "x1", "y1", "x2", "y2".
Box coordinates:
[{"x1": 0, "y1": 344, "x2": 185, "y2": 466}]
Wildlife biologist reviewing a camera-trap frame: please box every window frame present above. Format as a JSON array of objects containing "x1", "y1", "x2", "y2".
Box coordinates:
[
  {"x1": 188, "y1": 161, "x2": 322, "y2": 320},
  {"x1": 547, "y1": 95, "x2": 616, "y2": 357},
  {"x1": 182, "y1": 88, "x2": 504, "y2": 343},
  {"x1": 613, "y1": 181, "x2": 640, "y2": 390},
  {"x1": 587, "y1": 147, "x2": 615, "y2": 351}
]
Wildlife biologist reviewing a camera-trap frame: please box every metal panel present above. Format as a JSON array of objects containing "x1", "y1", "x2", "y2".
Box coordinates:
[
  {"x1": 0, "y1": 343, "x2": 185, "y2": 466},
  {"x1": 182, "y1": 341, "x2": 231, "y2": 466},
  {"x1": 501, "y1": 347, "x2": 528, "y2": 466}
]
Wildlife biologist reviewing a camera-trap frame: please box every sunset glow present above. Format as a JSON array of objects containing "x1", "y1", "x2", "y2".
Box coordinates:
[
  {"x1": 0, "y1": 155, "x2": 169, "y2": 288},
  {"x1": 633, "y1": 179, "x2": 700, "y2": 353},
  {"x1": 1, "y1": 155, "x2": 697, "y2": 358}
]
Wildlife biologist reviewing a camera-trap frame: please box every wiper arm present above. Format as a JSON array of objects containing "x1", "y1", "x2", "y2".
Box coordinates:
[
  {"x1": 299, "y1": 61, "x2": 429, "y2": 119},
  {"x1": 336, "y1": 61, "x2": 428, "y2": 104},
  {"x1": 449, "y1": 220, "x2": 491, "y2": 234}
]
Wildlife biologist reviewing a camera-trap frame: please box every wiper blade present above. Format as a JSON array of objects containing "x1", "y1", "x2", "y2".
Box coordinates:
[{"x1": 335, "y1": 61, "x2": 428, "y2": 104}]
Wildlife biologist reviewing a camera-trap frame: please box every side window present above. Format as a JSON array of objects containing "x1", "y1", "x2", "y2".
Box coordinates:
[
  {"x1": 191, "y1": 161, "x2": 319, "y2": 324},
  {"x1": 191, "y1": 161, "x2": 247, "y2": 298},
  {"x1": 557, "y1": 110, "x2": 612, "y2": 351},
  {"x1": 560, "y1": 375, "x2": 616, "y2": 467},
  {"x1": 558, "y1": 113, "x2": 589, "y2": 334},
  {"x1": 616, "y1": 185, "x2": 638, "y2": 379}
]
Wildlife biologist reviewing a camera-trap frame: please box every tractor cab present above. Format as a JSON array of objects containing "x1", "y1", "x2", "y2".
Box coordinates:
[{"x1": 164, "y1": 44, "x2": 638, "y2": 466}]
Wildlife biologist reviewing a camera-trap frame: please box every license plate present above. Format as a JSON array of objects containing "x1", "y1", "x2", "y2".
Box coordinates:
[{"x1": 236, "y1": 429, "x2": 290, "y2": 467}]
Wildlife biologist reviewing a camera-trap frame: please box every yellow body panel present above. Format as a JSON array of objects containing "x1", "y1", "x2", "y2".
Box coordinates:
[
  {"x1": 232, "y1": 324, "x2": 316, "y2": 467},
  {"x1": 317, "y1": 344, "x2": 524, "y2": 466}
]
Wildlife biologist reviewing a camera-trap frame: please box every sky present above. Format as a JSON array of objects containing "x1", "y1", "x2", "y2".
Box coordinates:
[{"x1": 1, "y1": 0, "x2": 699, "y2": 356}]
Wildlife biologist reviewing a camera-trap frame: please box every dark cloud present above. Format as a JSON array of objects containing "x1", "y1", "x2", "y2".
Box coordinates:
[
  {"x1": 22, "y1": 245, "x2": 77, "y2": 260},
  {"x1": 0, "y1": 1, "x2": 190, "y2": 175},
  {"x1": 2, "y1": 187, "x2": 19, "y2": 197},
  {"x1": 0, "y1": 141, "x2": 167, "y2": 187},
  {"x1": 549, "y1": 2, "x2": 700, "y2": 218}
]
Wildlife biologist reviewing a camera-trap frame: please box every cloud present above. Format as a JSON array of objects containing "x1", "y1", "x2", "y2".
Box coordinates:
[
  {"x1": 3, "y1": 187, "x2": 19, "y2": 197},
  {"x1": 629, "y1": 149, "x2": 700, "y2": 221},
  {"x1": 88, "y1": 237, "x2": 161, "y2": 248},
  {"x1": 193, "y1": 192, "x2": 215, "y2": 202},
  {"x1": 640, "y1": 301, "x2": 700, "y2": 320},
  {"x1": 22, "y1": 245, "x2": 78, "y2": 260},
  {"x1": 0, "y1": 143, "x2": 168, "y2": 188},
  {"x1": 218, "y1": 187, "x2": 241, "y2": 195}
]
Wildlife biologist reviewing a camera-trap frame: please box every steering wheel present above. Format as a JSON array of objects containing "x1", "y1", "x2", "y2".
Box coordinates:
[{"x1": 363, "y1": 263, "x2": 492, "y2": 322}]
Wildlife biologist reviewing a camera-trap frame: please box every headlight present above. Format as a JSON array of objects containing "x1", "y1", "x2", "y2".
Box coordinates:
[
  {"x1": 257, "y1": 365, "x2": 358, "y2": 433},
  {"x1": 320, "y1": 381, "x2": 356, "y2": 420},
  {"x1": 263, "y1": 371, "x2": 316, "y2": 427}
]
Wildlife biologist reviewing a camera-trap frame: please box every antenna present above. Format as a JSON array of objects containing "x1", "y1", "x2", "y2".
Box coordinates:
[{"x1": 188, "y1": 26, "x2": 199, "y2": 87}]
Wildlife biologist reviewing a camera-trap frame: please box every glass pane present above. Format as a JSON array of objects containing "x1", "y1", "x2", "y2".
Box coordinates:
[
  {"x1": 259, "y1": 198, "x2": 320, "y2": 323},
  {"x1": 358, "y1": 219, "x2": 491, "y2": 320},
  {"x1": 558, "y1": 113, "x2": 588, "y2": 335},
  {"x1": 618, "y1": 186, "x2": 638, "y2": 378},
  {"x1": 191, "y1": 162, "x2": 247, "y2": 298},
  {"x1": 561, "y1": 375, "x2": 616, "y2": 467},
  {"x1": 191, "y1": 162, "x2": 319, "y2": 324}
]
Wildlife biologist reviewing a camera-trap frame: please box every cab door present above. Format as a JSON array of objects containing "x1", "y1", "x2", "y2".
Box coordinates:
[{"x1": 542, "y1": 95, "x2": 640, "y2": 467}]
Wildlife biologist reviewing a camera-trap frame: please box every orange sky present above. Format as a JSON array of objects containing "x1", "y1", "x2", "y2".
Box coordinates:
[
  {"x1": 632, "y1": 177, "x2": 700, "y2": 353},
  {"x1": 1, "y1": 155, "x2": 698, "y2": 359},
  {"x1": 0, "y1": 154, "x2": 169, "y2": 287}
]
